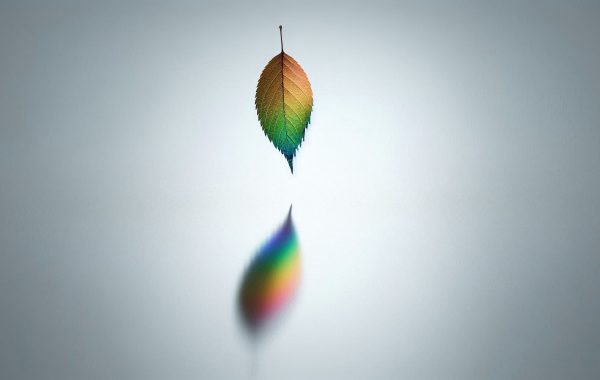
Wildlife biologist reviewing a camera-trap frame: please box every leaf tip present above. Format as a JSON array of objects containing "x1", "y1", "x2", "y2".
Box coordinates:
[{"x1": 286, "y1": 156, "x2": 294, "y2": 174}]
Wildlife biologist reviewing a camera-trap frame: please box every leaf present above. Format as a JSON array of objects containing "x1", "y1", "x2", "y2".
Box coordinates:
[{"x1": 255, "y1": 26, "x2": 313, "y2": 173}]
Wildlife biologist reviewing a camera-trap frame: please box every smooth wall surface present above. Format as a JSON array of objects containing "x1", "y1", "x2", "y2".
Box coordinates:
[{"x1": 1, "y1": 1, "x2": 599, "y2": 379}]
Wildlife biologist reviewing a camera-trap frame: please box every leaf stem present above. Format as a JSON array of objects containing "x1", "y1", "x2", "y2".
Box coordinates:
[{"x1": 279, "y1": 25, "x2": 283, "y2": 52}]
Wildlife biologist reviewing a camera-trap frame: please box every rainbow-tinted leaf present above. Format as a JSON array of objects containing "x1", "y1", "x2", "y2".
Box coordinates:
[{"x1": 255, "y1": 26, "x2": 313, "y2": 173}]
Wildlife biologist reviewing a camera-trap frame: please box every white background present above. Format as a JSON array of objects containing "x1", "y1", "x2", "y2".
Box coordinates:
[{"x1": 1, "y1": 1, "x2": 599, "y2": 379}]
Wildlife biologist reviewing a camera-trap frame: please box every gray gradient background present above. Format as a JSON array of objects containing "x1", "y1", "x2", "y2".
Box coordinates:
[{"x1": 1, "y1": 1, "x2": 599, "y2": 379}]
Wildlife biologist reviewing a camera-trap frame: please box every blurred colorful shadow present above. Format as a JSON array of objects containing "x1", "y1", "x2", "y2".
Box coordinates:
[{"x1": 238, "y1": 207, "x2": 301, "y2": 332}]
